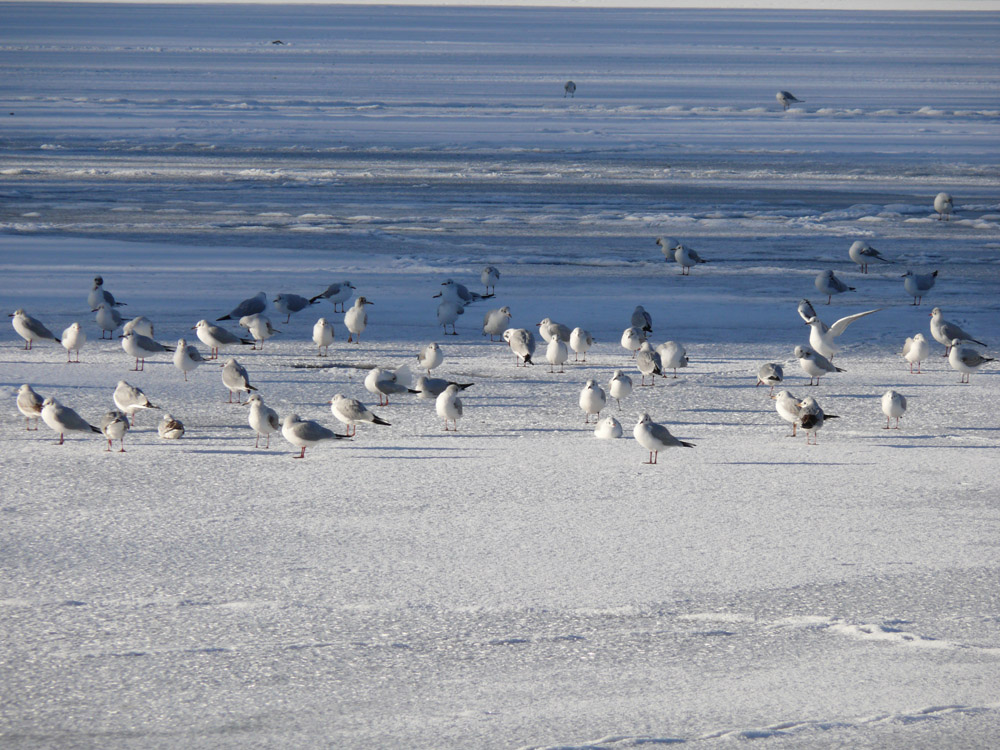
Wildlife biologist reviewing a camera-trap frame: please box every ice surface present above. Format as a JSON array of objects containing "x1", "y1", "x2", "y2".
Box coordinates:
[{"x1": 1, "y1": 4, "x2": 999, "y2": 749}]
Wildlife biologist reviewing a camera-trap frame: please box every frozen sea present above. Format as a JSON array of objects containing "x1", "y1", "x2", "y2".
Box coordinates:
[{"x1": 2, "y1": 4, "x2": 1000, "y2": 748}]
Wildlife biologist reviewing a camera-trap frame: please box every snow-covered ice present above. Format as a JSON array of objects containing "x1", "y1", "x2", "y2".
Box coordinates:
[{"x1": 2, "y1": 4, "x2": 999, "y2": 748}]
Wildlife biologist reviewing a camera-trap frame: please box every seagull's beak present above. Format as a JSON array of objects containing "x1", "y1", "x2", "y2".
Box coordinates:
[
  {"x1": 365, "y1": 300, "x2": 373, "y2": 305},
  {"x1": 432, "y1": 293, "x2": 441, "y2": 298}
]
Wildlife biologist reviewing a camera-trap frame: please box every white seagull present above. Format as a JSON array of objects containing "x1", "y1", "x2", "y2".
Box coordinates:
[
  {"x1": 417, "y1": 342, "x2": 444, "y2": 373},
  {"x1": 902, "y1": 334, "x2": 930, "y2": 374},
  {"x1": 193, "y1": 319, "x2": 254, "y2": 359},
  {"x1": 657, "y1": 341, "x2": 689, "y2": 377},
  {"x1": 579, "y1": 379, "x2": 607, "y2": 424},
  {"x1": 61, "y1": 322, "x2": 86, "y2": 363},
  {"x1": 436, "y1": 299, "x2": 464, "y2": 335},
  {"x1": 949, "y1": 339, "x2": 994, "y2": 383},
  {"x1": 436, "y1": 383, "x2": 464, "y2": 431},
  {"x1": 414, "y1": 376, "x2": 473, "y2": 399},
  {"x1": 795, "y1": 345, "x2": 844, "y2": 386},
  {"x1": 245, "y1": 394, "x2": 279, "y2": 447},
  {"x1": 10, "y1": 309, "x2": 60, "y2": 350},
  {"x1": 776, "y1": 90, "x2": 803, "y2": 110},
  {"x1": 281, "y1": 413, "x2": 347, "y2": 459},
  {"x1": 483, "y1": 306, "x2": 512, "y2": 341},
  {"x1": 902, "y1": 270, "x2": 938, "y2": 306},
  {"x1": 88, "y1": 276, "x2": 126, "y2": 310},
  {"x1": 503, "y1": 328, "x2": 535, "y2": 366},
  {"x1": 848, "y1": 241, "x2": 891, "y2": 274},
  {"x1": 122, "y1": 316, "x2": 154, "y2": 338},
  {"x1": 537, "y1": 318, "x2": 573, "y2": 344},
  {"x1": 756, "y1": 363, "x2": 783, "y2": 395},
  {"x1": 930, "y1": 307, "x2": 986, "y2": 354},
  {"x1": 440, "y1": 278, "x2": 490, "y2": 305},
  {"x1": 621, "y1": 326, "x2": 644, "y2": 357},
  {"x1": 636, "y1": 341, "x2": 662, "y2": 386},
  {"x1": 655, "y1": 237, "x2": 681, "y2": 262},
  {"x1": 17, "y1": 384, "x2": 44, "y2": 430},
  {"x1": 804, "y1": 308, "x2": 881, "y2": 359},
  {"x1": 173, "y1": 338, "x2": 207, "y2": 381},
  {"x1": 94, "y1": 303, "x2": 123, "y2": 339},
  {"x1": 633, "y1": 413, "x2": 694, "y2": 464},
  {"x1": 217, "y1": 291, "x2": 267, "y2": 321},
  {"x1": 569, "y1": 327, "x2": 594, "y2": 361},
  {"x1": 934, "y1": 192, "x2": 953, "y2": 221},
  {"x1": 594, "y1": 416, "x2": 623, "y2": 439},
  {"x1": 675, "y1": 244, "x2": 708, "y2": 276},
  {"x1": 313, "y1": 317, "x2": 334, "y2": 356},
  {"x1": 221, "y1": 358, "x2": 256, "y2": 404},
  {"x1": 273, "y1": 293, "x2": 316, "y2": 324},
  {"x1": 546, "y1": 335, "x2": 569, "y2": 373},
  {"x1": 881, "y1": 390, "x2": 906, "y2": 430},
  {"x1": 113, "y1": 380, "x2": 160, "y2": 426},
  {"x1": 815, "y1": 270, "x2": 855, "y2": 304},
  {"x1": 481, "y1": 266, "x2": 500, "y2": 294},
  {"x1": 798, "y1": 396, "x2": 838, "y2": 445},
  {"x1": 772, "y1": 390, "x2": 803, "y2": 437},
  {"x1": 309, "y1": 281, "x2": 355, "y2": 312},
  {"x1": 329, "y1": 393, "x2": 391, "y2": 436},
  {"x1": 100, "y1": 410, "x2": 130, "y2": 453},
  {"x1": 608, "y1": 370, "x2": 633, "y2": 409},
  {"x1": 240, "y1": 313, "x2": 280, "y2": 350},
  {"x1": 158, "y1": 413, "x2": 185, "y2": 440},
  {"x1": 364, "y1": 367, "x2": 418, "y2": 406},
  {"x1": 121, "y1": 331, "x2": 174, "y2": 371},
  {"x1": 345, "y1": 297, "x2": 373, "y2": 343},
  {"x1": 630, "y1": 305, "x2": 652, "y2": 334},
  {"x1": 41, "y1": 397, "x2": 101, "y2": 445}
]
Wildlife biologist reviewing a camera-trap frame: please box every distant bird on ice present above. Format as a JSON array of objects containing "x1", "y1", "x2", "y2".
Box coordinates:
[
  {"x1": 272, "y1": 293, "x2": 316, "y2": 324},
  {"x1": 158, "y1": 413, "x2": 185, "y2": 440},
  {"x1": 61, "y1": 322, "x2": 86, "y2": 363},
  {"x1": 579, "y1": 379, "x2": 606, "y2": 424},
  {"x1": 17, "y1": 384, "x2": 44, "y2": 430},
  {"x1": 656, "y1": 237, "x2": 681, "y2": 263},
  {"x1": 417, "y1": 342, "x2": 444, "y2": 373},
  {"x1": 436, "y1": 299, "x2": 464, "y2": 335},
  {"x1": 193, "y1": 319, "x2": 254, "y2": 359},
  {"x1": 173, "y1": 338, "x2": 207, "y2": 380},
  {"x1": 799, "y1": 396, "x2": 837, "y2": 445},
  {"x1": 121, "y1": 331, "x2": 174, "y2": 371},
  {"x1": 569, "y1": 327, "x2": 594, "y2": 361},
  {"x1": 282, "y1": 413, "x2": 347, "y2": 459},
  {"x1": 630, "y1": 305, "x2": 652, "y2": 333},
  {"x1": 756, "y1": 363, "x2": 783, "y2": 395},
  {"x1": 122, "y1": 316, "x2": 154, "y2": 338},
  {"x1": 313, "y1": 317, "x2": 334, "y2": 356},
  {"x1": 948, "y1": 339, "x2": 994, "y2": 383},
  {"x1": 564, "y1": 80, "x2": 576, "y2": 98},
  {"x1": 239, "y1": 313, "x2": 280, "y2": 349},
  {"x1": 795, "y1": 345, "x2": 844, "y2": 386},
  {"x1": 345, "y1": 297, "x2": 373, "y2": 343},
  {"x1": 546, "y1": 335, "x2": 569, "y2": 373},
  {"x1": 100, "y1": 410, "x2": 130, "y2": 452},
  {"x1": 245, "y1": 394, "x2": 279, "y2": 448},
  {"x1": 483, "y1": 306, "x2": 512, "y2": 341},
  {"x1": 10, "y1": 309, "x2": 60, "y2": 350},
  {"x1": 537, "y1": 318, "x2": 572, "y2": 344},
  {"x1": 901, "y1": 270, "x2": 937, "y2": 305},
  {"x1": 503, "y1": 327, "x2": 535, "y2": 366},
  {"x1": 113, "y1": 380, "x2": 159, "y2": 426},
  {"x1": 848, "y1": 241, "x2": 891, "y2": 273},
  {"x1": 436, "y1": 384, "x2": 464, "y2": 431},
  {"x1": 657, "y1": 341, "x2": 689, "y2": 377},
  {"x1": 608, "y1": 370, "x2": 633, "y2": 409},
  {"x1": 221, "y1": 358, "x2": 256, "y2": 404},
  {"x1": 934, "y1": 192, "x2": 953, "y2": 221},
  {"x1": 364, "y1": 367, "x2": 417, "y2": 406},
  {"x1": 329, "y1": 393, "x2": 390, "y2": 436},
  {"x1": 95, "y1": 303, "x2": 123, "y2": 339},
  {"x1": 41, "y1": 397, "x2": 100, "y2": 445},
  {"x1": 881, "y1": 390, "x2": 906, "y2": 430},
  {"x1": 634, "y1": 413, "x2": 694, "y2": 464},
  {"x1": 772, "y1": 390, "x2": 803, "y2": 437},
  {"x1": 902, "y1": 333, "x2": 930, "y2": 374},
  {"x1": 674, "y1": 244, "x2": 708, "y2": 275},
  {"x1": 815, "y1": 270, "x2": 854, "y2": 304},
  {"x1": 309, "y1": 281, "x2": 354, "y2": 312},
  {"x1": 414, "y1": 376, "x2": 473, "y2": 399},
  {"x1": 621, "y1": 326, "x2": 644, "y2": 357},
  {"x1": 481, "y1": 266, "x2": 500, "y2": 294},
  {"x1": 217, "y1": 291, "x2": 267, "y2": 322},
  {"x1": 930, "y1": 307, "x2": 986, "y2": 354},
  {"x1": 776, "y1": 90, "x2": 803, "y2": 111},
  {"x1": 594, "y1": 416, "x2": 623, "y2": 439},
  {"x1": 88, "y1": 276, "x2": 126, "y2": 310},
  {"x1": 636, "y1": 341, "x2": 662, "y2": 386}
]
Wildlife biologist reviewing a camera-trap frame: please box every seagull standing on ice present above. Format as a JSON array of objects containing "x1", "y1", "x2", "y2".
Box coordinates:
[
  {"x1": 364, "y1": 367, "x2": 418, "y2": 406},
  {"x1": 240, "y1": 314, "x2": 280, "y2": 350},
  {"x1": 848, "y1": 241, "x2": 891, "y2": 274},
  {"x1": 173, "y1": 338, "x2": 207, "y2": 380},
  {"x1": 414, "y1": 376, "x2": 473, "y2": 399},
  {"x1": 804, "y1": 308, "x2": 881, "y2": 359},
  {"x1": 930, "y1": 307, "x2": 986, "y2": 354},
  {"x1": 244, "y1": 394, "x2": 279, "y2": 447},
  {"x1": 772, "y1": 390, "x2": 803, "y2": 436},
  {"x1": 94, "y1": 304, "x2": 123, "y2": 339},
  {"x1": 655, "y1": 237, "x2": 681, "y2": 262},
  {"x1": 121, "y1": 331, "x2": 174, "y2": 371},
  {"x1": 281, "y1": 413, "x2": 346, "y2": 459},
  {"x1": 17, "y1": 384, "x2": 44, "y2": 430},
  {"x1": 621, "y1": 326, "x2": 644, "y2": 357},
  {"x1": 795, "y1": 345, "x2": 844, "y2": 386},
  {"x1": 436, "y1": 299, "x2": 464, "y2": 335},
  {"x1": 630, "y1": 305, "x2": 652, "y2": 334},
  {"x1": 436, "y1": 384, "x2": 464, "y2": 431},
  {"x1": 123, "y1": 316, "x2": 154, "y2": 338},
  {"x1": 902, "y1": 334, "x2": 930, "y2": 373},
  {"x1": 483, "y1": 306, "x2": 512, "y2": 341},
  {"x1": 537, "y1": 318, "x2": 573, "y2": 344},
  {"x1": 345, "y1": 297, "x2": 373, "y2": 343},
  {"x1": 564, "y1": 80, "x2": 576, "y2": 97},
  {"x1": 815, "y1": 270, "x2": 854, "y2": 304},
  {"x1": 193, "y1": 319, "x2": 254, "y2": 359},
  {"x1": 546, "y1": 335, "x2": 569, "y2": 373},
  {"x1": 579, "y1": 379, "x2": 607, "y2": 424},
  {"x1": 756, "y1": 363, "x2": 783, "y2": 395},
  {"x1": 313, "y1": 317, "x2": 334, "y2": 356},
  {"x1": 657, "y1": 341, "x2": 689, "y2": 377},
  {"x1": 901, "y1": 270, "x2": 938, "y2": 306},
  {"x1": 636, "y1": 341, "x2": 662, "y2": 385},
  {"x1": 481, "y1": 266, "x2": 500, "y2": 294},
  {"x1": 41, "y1": 397, "x2": 101, "y2": 445},
  {"x1": 633, "y1": 413, "x2": 694, "y2": 464},
  {"x1": 217, "y1": 291, "x2": 267, "y2": 322},
  {"x1": 608, "y1": 370, "x2": 633, "y2": 409},
  {"x1": 934, "y1": 192, "x2": 953, "y2": 221},
  {"x1": 569, "y1": 327, "x2": 594, "y2": 361},
  {"x1": 221, "y1": 358, "x2": 256, "y2": 404},
  {"x1": 309, "y1": 281, "x2": 354, "y2": 312},
  {"x1": 503, "y1": 328, "x2": 535, "y2": 366},
  {"x1": 329, "y1": 394, "x2": 391, "y2": 436},
  {"x1": 100, "y1": 410, "x2": 130, "y2": 452},
  {"x1": 675, "y1": 244, "x2": 708, "y2": 275},
  {"x1": 10, "y1": 309, "x2": 60, "y2": 350},
  {"x1": 949, "y1": 339, "x2": 994, "y2": 383},
  {"x1": 113, "y1": 380, "x2": 159, "y2": 426},
  {"x1": 798, "y1": 396, "x2": 837, "y2": 445},
  {"x1": 61, "y1": 322, "x2": 86, "y2": 363},
  {"x1": 776, "y1": 90, "x2": 803, "y2": 110},
  {"x1": 88, "y1": 276, "x2": 126, "y2": 310},
  {"x1": 417, "y1": 342, "x2": 444, "y2": 373},
  {"x1": 594, "y1": 416, "x2": 623, "y2": 439},
  {"x1": 881, "y1": 390, "x2": 906, "y2": 429},
  {"x1": 273, "y1": 293, "x2": 316, "y2": 324},
  {"x1": 158, "y1": 413, "x2": 185, "y2": 440}
]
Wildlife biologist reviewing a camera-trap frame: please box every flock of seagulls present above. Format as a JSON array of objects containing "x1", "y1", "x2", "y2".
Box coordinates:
[{"x1": 9, "y1": 195, "x2": 994, "y2": 460}]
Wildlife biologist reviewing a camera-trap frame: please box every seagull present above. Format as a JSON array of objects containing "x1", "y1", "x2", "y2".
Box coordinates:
[
  {"x1": 579, "y1": 379, "x2": 607, "y2": 424},
  {"x1": 440, "y1": 279, "x2": 491, "y2": 304},
  {"x1": 776, "y1": 90, "x2": 803, "y2": 110},
  {"x1": 100, "y1": 410, "x2": 130, "y2": 452},
  {"x1": 608, "y1": 370, "x2": 633, "y2": 409},
  {"x1": 503, "y1": 328, "x2": 535, "y2": 366},
  {"x1": 273, "y1": 293, "x2": 316, "y2": 324},
  {"x1": 621, "y1": 326, "x2": 644, "y2": 357},
  {"x1": 436, "y1": 383, "x2": 464, "y2": 431},
  {"x1": 772, "y1": 390, "x2": 803, "y2": 436},
  {"x1": 217, "y1": 291, "x2": 267, "y2": 321},
  {"x1": 815, "y1": 270, "x2": 854, "y2": 304},
  {"x1": 10, "y1": 309, "x2": 60, "y2": 350},
  {"x1": 902, "y1": 270, "x2": 938, "y2": 306},
  {"x1": 949, "y1": 339, "x2": 994, "y2": 383},
  {"x1": 309, "y1": 281, "x2": 355, "y2": 312},
  {"x1": 848, "y1": 241, "x2": 891, "y2": 274},
  {"x1": 634, "y1": 413, "x2": 694, "y2": 464},
  {"x1": 630, "y1": 305, "x2": 652, "y2": 333},
  {"x1": 636, "y1": 341, "x2": 662, "y2": 386},
  {"x1": 61, "y1": 322, "x2": 86, "y2": 363},
  {"x1": 94, "y1": 303, "x2": 123, "y2": 339},
  {"x1": 41, "y1": 397, "x2": 101, "y2": 445},
  {"x1": 221, "y1": 358, "x2": 256, "y2": 404},
  {"x1": 798, "y1": 396, "x2": 838, "y2": 445},
  {"x1": 413, "y1": 376, "x2": 474, "y2": 399},
  {"x1": 345, "y1": 296, "x2": 373, "y2": 343},
  {"x1": 657, "y1": 341, "x2": 689, "y2": 377},
  {"x1": 239, "y1": 313, "x2": 280, "y2": 350},
  {"x1": 797, "y1": 299, "x2": 819, "y2": 324},
  {"x1": 173, "y1": 338, "x2": 207, "y2": 381},
  {"x1": 655, "y1": 237, "x2": 681, "y2": 262},
  {"x1": 88, "y1": 276, "x2": 126, "y2": 310},
  {"x1": 564, "y1": 80, "x2": 576, "y2": 98},
  {"x1": 675, "y1": 244, "x2": 708, "y2": 276},
  {"x1": 930, "y1": 307, "x2": 986, "y2": 354},
  {"x1": 244, "y1": 393, "x2": 279, "y2": 447},
  {"x1": 569, "y1": 327, "x2": 594, "y2": 361},
  {"x1": 934, "y1": 192, "x2": 953, "y2": 221},
  {"x1": 329, "y1": 393, "x2": 391, "y2": 436},
  {"x1": 483, "y1": 306, "x2": 512, "y2": 341},
  {"x1": 193, "y1": 319, "x2": 254, "y2": 359},
  {"x1": 17, "y1": 384, "x2": 44, "y2": 430},
  {"x1": 594, "y1": 416, "x2": 623, "y2": 439},
  {"x1": 121, "y1": 331, "x2": 174, "y2": 371},
  {"x1": 364, "y1": 367, "x2": 418, "y2": 406},
  {"x1": 902, "y1": 333, "x2": 930, "y2": 374},
  {"x1": 546, "y1": 335, "x2": 569, "y2": 373},
  {"x1": 122, "y1": 316, "x2": 154, "y2": 338},
  {"x1": 795, "y1": 345, "x2": 844, "y2": 386},
  {"x1": 881, "y1": 390, "x2": 906, "y2": 430},
  {"x1": 756, "y1": 363, "x2": 783, "y2": 395},
  {"x1": 804, "y1": 308, "x2": 881, "y2": 359},
  {"x1": 113, "y1": 380, "x2": 160, "y2": 426},
  {"x1": 537, "y1": 318, "x2": 573, "y2": 344},
  {"x1": 481, "y1": 266, "x2": 500, "y2": 294},
  {"x1": 281, "y1": 413, "x2": 347, "y2": 459},
  {"x1": 417, "y1": 342, "x2": 444, "y2": 373},
  {"x1": 313, "y1": 317, "x2": 334, "y2": 356},
  {"x1": 158, "y1": 413, "x2": 185, "y2": 440},
  {"x1": 436, "y1": 299, "x2": 464, "y2": 335}
]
